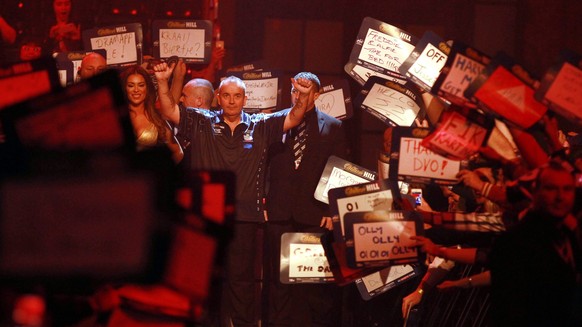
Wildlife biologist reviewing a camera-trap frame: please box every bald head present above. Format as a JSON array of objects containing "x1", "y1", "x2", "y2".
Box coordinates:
[
  {"x1": 181, "y1": 78, "x2": 215, "y2": 109},
  {"x1": 78, "y1": 52, "x2": 107, "y2": 81}
]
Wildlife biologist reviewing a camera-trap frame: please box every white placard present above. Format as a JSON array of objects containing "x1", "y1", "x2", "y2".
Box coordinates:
[
  {"x1": 398, "y1": 136, "x2": 460, "y2": 180},
  {"x1": 323, "y1": 166, "x2": 369, "y2": 203},
  {"x1": 244, "y1": 77, "x2": 278, "y2": 109},
  {"x1": 359, "y1": 28, "x2": 415, "y2": 73},
  {"x1": 288, "y1": 243, "x2": 332, "y2": 278},
  {"x1": 90, "y1": 32, "x2": 137, "y2": 66},
  {"x1": 159, "y1": 28, "x2": 205, "y2": 59},
  {"x1": 407, "y1": 43, "x2": 448, "y2": 88},
  {"x1": 353, "y1": 220, "x2": 417, "y2": 263},
  {"x1": 362, "y1": 83, "x2": 421, "y2": 126},
  {"x1": 336, "y1": 190, "x2": 393, "y2": 237}
]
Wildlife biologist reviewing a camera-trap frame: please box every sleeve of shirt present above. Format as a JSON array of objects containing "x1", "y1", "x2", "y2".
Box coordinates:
[
  {"x1": 264, "y1": 111, "x2": 287, "y2": 145},
  {"x1": 177, "y1": 105, "x2": 200, "y2": 147}
]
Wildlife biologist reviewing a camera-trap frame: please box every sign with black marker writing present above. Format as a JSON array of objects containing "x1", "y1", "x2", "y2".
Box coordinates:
[
  {"x1": 399, "y1": 31, "x2": 450, "y2": 92},
  {"x1": 280, "y1": 233, "x2": 334, "y2": 284},
  {"x1": 152, "y1": 20, "x2": 212, "y2": 64},
  {"x1": 355, "y1": 264, "x2": 419, "y2": 300},
  {"x1": 536, "y1": 49, "x2": 582, "y2": 125},
  {"x1": 389, "y1": 127, "x2": 465, "y2": 185},
  {"x1": 355, "y1": 76, "x2": 424, "y2": 127},
  {"x1": 314, "y1": 79, "x2": 353, "y2": 120},
  {"x1": 432, "y1": 43, "x2": 490, "y2": 107},
  {"x1": 314, "y1": 156, "x2": 377, "y2": 205},
  {"x1": 83, "y1": 23, "x2": 143, "y2": 67},
  {"x1": 344, "y1": 210, "x2": 424, "y2": 268},
  {"x1": 229, "y1": 71, "x2": 280, "y2": 113},
  {"x1": 328, "y1": 178, "x2": 401, "y2": 245},
  {"x1": 465, "y1": 52, "x2": 547, "y2": 129},
  {"x1": 346, "y1": 17, "x2": 418, "y2": 85},
  {"x1": 421, "y1": 106, "x2": 493, "y2": 160}
]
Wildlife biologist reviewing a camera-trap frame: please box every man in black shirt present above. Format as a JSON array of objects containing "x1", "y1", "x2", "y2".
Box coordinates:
[
  {"x1": 489, "y1": 160, "x2": 581, "y2": 326},
  {"x1": 154, "y1": 63, "x2": 313, "y2": 327}
]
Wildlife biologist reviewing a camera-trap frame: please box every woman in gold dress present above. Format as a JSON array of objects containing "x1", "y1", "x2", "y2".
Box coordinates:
[{"x1": 119, "y1": 65, "x2": 183, "y2": 163}]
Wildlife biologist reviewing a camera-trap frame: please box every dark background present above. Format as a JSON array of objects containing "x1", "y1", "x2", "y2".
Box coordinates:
[{"x1": 2, "y1": 0, "x2": 581, "y2": 169}]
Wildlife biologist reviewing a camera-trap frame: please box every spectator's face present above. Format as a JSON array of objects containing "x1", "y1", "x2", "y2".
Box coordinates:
[
  {"x1": 20, "y1": 44, "x2": 42, "y2": 61},
  {"x1": 181, "y1": 85, "x2": 202, "y2": 108},
  {"x1": 78, "y1": 55, "x2": 107, "y2": 80},
  {"x1": 53, "y1": 0, "x2": 71, "y2": 22},
  {"x1": 217, "y1": 81, "x2": 246, "y2": 118},
  {"x1": 125, "y1": 74, "x2": 147, "y2": 107},
  {"x1": 534, "y1": 168, "x2": 575, "y2": 219}
]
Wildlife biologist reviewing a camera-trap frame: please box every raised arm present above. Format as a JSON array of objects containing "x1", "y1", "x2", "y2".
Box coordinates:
[
  {"x1": 283, "y1": 77, "x2": 313, "y2": 132},
  {"x1": 153, "y1": 62, "x2": 180, "y2": 125},
  {"x1": 169, "y1": 59, "x2": 187, "y2": 105}
]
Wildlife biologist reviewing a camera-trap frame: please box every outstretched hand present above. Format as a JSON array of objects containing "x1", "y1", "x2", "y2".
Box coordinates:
[{"x1": 410, "y1": 235, "x2": 441, "y2": 256}]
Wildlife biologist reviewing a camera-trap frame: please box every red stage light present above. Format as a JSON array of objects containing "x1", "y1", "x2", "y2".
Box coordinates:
[{"x1": 112, "y1": 8, "x2": 120, "y2": 14}]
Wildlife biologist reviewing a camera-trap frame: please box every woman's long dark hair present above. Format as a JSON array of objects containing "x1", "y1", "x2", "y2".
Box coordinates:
[{"x1": 119, "y1": 65, "x2": 168, "y2": 143}]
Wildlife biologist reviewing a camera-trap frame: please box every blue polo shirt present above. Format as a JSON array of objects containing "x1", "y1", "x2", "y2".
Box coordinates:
[{"x1": 178, "y1": 105, "x2": 286, "y2": 222}]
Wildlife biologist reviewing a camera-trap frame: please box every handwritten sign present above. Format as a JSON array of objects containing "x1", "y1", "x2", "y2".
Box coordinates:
[
  {"x1": 465, "y1": 52, "x2": 547, "y2": 129},
  {"x1": 327, "y1": 178, "x2": 401, "y2": 243},
  {"x1": 314, "y1": 155, "x2": 377, "y2": 204},
  {"x1": 83, "y1": 23, "x2": 143, "y2": 67},
  {"x1": 388, "y1": 127, "x2": 463, "y2": 185},
  {"x1": 346, "y1": 17, "x2": 417, "y2": 85},
  {"x1": 356, "y1": 76, "x2": 424, "y2": 126},
  {"x1": 344, "y1": 210, "x2": 423, "y2": 268},
  {"x1": 335, "y1": 188, "x2": 393, "y2": 238},
  {"x1": 421, "y1": 109, "x2": 492, "y2": 160},
  {"x1": 280, "y1": 233, "x2": 334, "y2": 283},
  {"x1": 544, "y1": 62, "x2": 582, "y2": 115},
  {"x1": 432, "y1": 43, "x2": 489, "y2": 106},
  {"x1": 397, "y1": 136, "x2": 460, "y2": 181},
  {"x1": 399, "y1": 31, "x2": 450, "y2": 92},
  {"x1": 315, "y1": 79, "x2": 353, "y2": 120},
  {"x1": 536, "y1": 50, "x2": 582, "y2": 125},
  {"x1": 355, "y1": 264, "x2": 418, "y2": 300},
  {"x1": 152, "y1": 20, "x2": 212, "y2": 63},
  {"x1": 228, "y1": 71, "x2": 280, "y2": 112}
]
